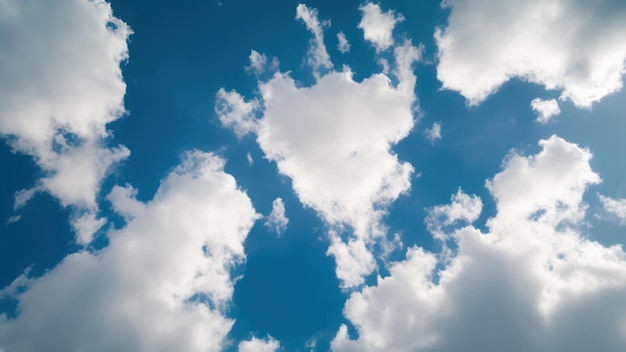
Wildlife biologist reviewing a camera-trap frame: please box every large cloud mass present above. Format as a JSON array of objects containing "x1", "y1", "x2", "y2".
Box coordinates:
[
  {"x1": 0, "y1": 0, "x2": 131, "y2": 243},
  {"x1": 217, "y1": 3, "x2": 421, "y2": 288},
  {"x1": 0, "y1": 152, "x2": 259, "y2": 352},
  {"x1": 332, "y1": 136, "x2": 626, "y2": 351},
  {"x1": 436, "y1": 0, "x2": 626, "y2": 107}
]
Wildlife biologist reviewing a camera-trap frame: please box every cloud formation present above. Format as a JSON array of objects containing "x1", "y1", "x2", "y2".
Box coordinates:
[
  {"x1": 296, "y1": 4, "x2": 332, "y2": 77},
  {"x1": 531, "y1": 98, "x2": 561, "y2": 124},
  {"x1": 217, "y1": 4, "x2": 422, "y2": 288},
  {"x1": 0, "y1": 152, "x2": 260, "y2": 352},
  {"x1": 215, "y1": 88, "x2": 260, "y2": 139},
  {"x1": 0, "y1": 0, "x2": 132, "y2": 244},
  {"x1": 238, "y1": 336, "x2": 281, "y2": 352},
  {"x1": 358, "y1": 2, "x2": 404, "y2": 52},
  {"x1": 265, "y1": 197, "x2": 289, "y2": 235},
  {"x1": 436, "y1": 0, "x2": 626, "y2": 107},
  {"x1": 423, "y1": 121, "x2": 442, "y2": 143},
  {"x1": 337, "y1": 32, "x2": 350, "y2": 54},
  {"x1": 600, "y1": 195, "x2": 626, "y2": 226},
  {"x1": 332, "y1": 136, "x2": 626, "y2": 351}
]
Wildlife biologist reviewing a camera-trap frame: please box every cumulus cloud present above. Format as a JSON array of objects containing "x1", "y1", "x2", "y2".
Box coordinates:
[
  {"x1": 425, "y1": 188, "x2": 482, "y2": 241},
  {"x1": 436, "y1": 0, "x2": 626, "y2": 108},
  {"x1": 358, "y1": 2, "x2": 404, "y2": 52},
  {"x1": 265, "y1": 197, "x2": 289, "y2": 235},
  {"x1": 531, "y1": 98, "x2": 561, "y2": 124},
  {"x1": 218, "y1": 5, "x2": 422, "y2": 288},
  {"x1": 238, "y1": 336, "x2": 281, "y2": 352},
  {"x1": 246, "y1": 50, "x2": 268, "y2": 75},
  {"x1": 600, "y1": 195, "x2": 626, "y2": 226},
  {"x1": 332, "y1": 136, "x2": 626, "y2": 351},
  {"x1": 296, "y1": 4, "x2": 332, "y2": 76},
  {"x1": 337, "y1": 31, "x2": 350, "y2": 53},
  {"x1": 215, "y1": 88, "x2": 260, "y2": 138},
  {"x1": 0, "y1": 0, "x2": 132, "y2": 244},
  {"x1": 245, "y1": 50, "x2": 279, "y2": 76},
  {"x1": 0, "y1": 152, "x2": 260, "y2": 352},
  {"x1": 423, "y1": 121, "x2": 442, "y2": 143}
]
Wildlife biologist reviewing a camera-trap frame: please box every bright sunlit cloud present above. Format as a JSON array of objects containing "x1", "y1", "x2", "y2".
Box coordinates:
[
  {"x1": 2, "y1": 1, "x2": 626, "y2": 351},
  {"x1": 436, "y1": 0, "x2": 626, "y2": 108},
  {"x1": 0, "y1": 0, "x2": 132, "y2": 244}
]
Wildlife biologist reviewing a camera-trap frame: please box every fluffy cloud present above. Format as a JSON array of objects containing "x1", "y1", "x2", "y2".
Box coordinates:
[
  {"x1": 245, "y1": 50, "x2": 279, "y2": 76},
  {"x1": 358, "y1": 2, "x2": 404, "y2": 52},
  {"x1": 436, "y1": 0, "x2": 626, "y2": 107},
  {"x1": 217, "y1": 5, "x2": 422, "y2": 288},
  {"x1": 337, "y1": 31, "x2": 350, "y2": 54},
  {"x1": 238, "y1": 336, "x2": 281, "y2": 352},
  {"x1": 332, "y1": 136, "x2": 626, "y2": 351},
  {"x1": 425, "y1": 188, "x2": 482, "y2": 241},
  {"x1": 0, "y1": 152, "x2": 260, "y2": 352},
  {"x1": 531, "y1": 98, "x2": 561, "y2": 124},
  {"x1": 423, "y1": 121, "x2": 442, "y2": 143},
  {"x1": 215, "y1": 88, "x2": 260, "y2": 138},
  {"x1": 0, "y1": 0, "x2": 132, "y2": 244},
  {"x1": 600, "y1": 195, "x2": 626, "y2": 226},
  {"x1": 246, "y1": 50, "x2": 268, "y2": 75},
  {"x1": 265, "y1": 197, "x2": 289, "y2": 235},
  {"x1": 296, "y1": 4, "x2": 332, "y2": 76}
]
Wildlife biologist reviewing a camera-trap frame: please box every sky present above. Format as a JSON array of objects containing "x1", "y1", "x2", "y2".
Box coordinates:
[{"x1": 1, "y1": 0, "x2": 626, "y2": 351}]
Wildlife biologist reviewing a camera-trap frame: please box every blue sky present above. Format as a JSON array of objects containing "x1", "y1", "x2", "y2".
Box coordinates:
[{"x1": 2, "y1": 0, "x2": 626, "y2": 351}]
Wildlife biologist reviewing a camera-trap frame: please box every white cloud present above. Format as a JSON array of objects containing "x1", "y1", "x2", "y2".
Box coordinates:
[
  {"x1": 265, "y1": 197, "x2": 289, "y2": 235},
  {"x1": 246, "y1": 152, "x2": 254, "y2": 166},
  {"x1": 245, "y1": 50, "x2": 279, "y2": 75},
  {"x1": 425, "y1": 188, "x2": 482, "y2": 241},
  {"x1": 296, "y1": 4, "x2": 332, "y2": 76},
  {"x1": 332, "y1": 136, "x2": 626, "y2": 351},
  {"x1": 238, "y1": 336, "x2": 280, "y2": 352},
  {"x1": 5, "y1": 215, "x2": 20, "y2": 224},
  {"x1": 424, "y1": 121, "x2": 442, "y2": 143},
  {"x1": 218, "y1": 5, "x2": 422, "y2": 288},
  {"x1": 337, "y1": 32, "x2": 350, "y2": 53},
  {"x1": 0, "y1": 151, "x2": 260, "y2": 352},
  {"x1": 0, "y1": 0, "x2": 132, "y2": 244},
  {"x1": 531, "y1": 98, "x2": 561, "y2": 124},
  {"x1": 600, "y1": 195, "x2": 626, "y2": 226},
  {"x1": 436, "y1": 0, "x2": 626, "y2": 108},
  {"x1": 246, "y1": 50, "x2": 267, "y2": 75},
  {"x1": 257, "y1": 42, "x2": 421, "y2": 288},
  {"x1": 215, "y1": 88, "x2": 260, "y2": 138},
  {"x1": 71, "y1": 211, "x2": 107, "y2": 245},
  {"x1": 358, "y1": 2, "x2": 404, "y2": 52}
]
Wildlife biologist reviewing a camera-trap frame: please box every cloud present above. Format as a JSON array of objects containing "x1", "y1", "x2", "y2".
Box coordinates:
[
  {"x1": 238, "y1": 336, "x2": 280, "y2": 352},
  {"x1": 337, "y1": 31, "x2": 350, "y2": 53},
  {"x1": 423, "y1": 121, "x2": 442, "y2": 143},
  {"x1": 600, "y1": 195, "x2": 626, "y2": 226},
  {"x1": 425, "y1": 187, "x2": 482, "y2": 241},
  {"x1": 531, "y1": 98, "x2": 561, "y2": 124},
  {"x1": 332, "y1": 136, "x2": 626, "y2": 351},
  {"x1": 0, "y1": 0, "x2": 132, "y2": 244},
  {"x1": 265, "y1": 197, "x2": 289, "y2": 235},
  {"x1": 0, "y1": 151, "x2": 260, "y2": 352},
  {"x1": 5, "y1": 215, "x2": 20, "y2": 224},
  {"x1": 245, "y1": 50, "x2": 279, "y2": 76},
  {"x1": 436, "y1": 0, "x2": 626, "y2": 108},
  {"x1": 358, "y1": 2, "x2": 404, "y2": 52},
  {"x1": 215, "y1": 88, "x2": 260, "y2": 138},
  {"x1": 296, "y1": 4, "x2": 332, "y2": 76},
  {"x1": 246, "y1": 50, "x2": 268, "y2": 75},
  {"x1": 218, "y1": 5, "x2": 422, "y2": 288}
]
